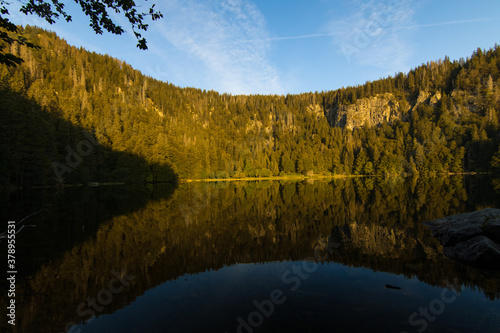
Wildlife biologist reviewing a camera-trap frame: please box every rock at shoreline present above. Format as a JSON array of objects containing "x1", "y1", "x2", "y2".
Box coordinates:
[
  {"x1": 424, "y1": 208, "x2": 500, "y2": 267},
  {"x1": 443, "y1": 236, "x2": 500, "y2": 263}
]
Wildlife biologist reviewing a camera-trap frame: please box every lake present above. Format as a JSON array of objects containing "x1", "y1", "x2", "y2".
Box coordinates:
[{"x1": 1, "y1": 176, "x2": 500, "y2": 333}]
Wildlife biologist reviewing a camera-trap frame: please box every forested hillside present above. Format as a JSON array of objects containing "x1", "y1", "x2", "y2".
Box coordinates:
[{"x1": 1, "y1": 26, "x2": 500, "y2": 188}]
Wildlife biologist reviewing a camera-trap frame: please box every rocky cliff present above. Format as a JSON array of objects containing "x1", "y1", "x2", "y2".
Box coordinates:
[{"x1": 325, "y1": 90, "x2": 445, "y2": 130}]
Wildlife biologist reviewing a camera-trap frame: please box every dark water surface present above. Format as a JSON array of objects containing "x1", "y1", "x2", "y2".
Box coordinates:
[{"x1": 1, "y1": 176, "x2": 500, "y2": 333}]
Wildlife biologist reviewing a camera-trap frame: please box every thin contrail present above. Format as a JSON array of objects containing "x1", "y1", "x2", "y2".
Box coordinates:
[
  {"x1": 234, "y1": 17, "x2": 499, "y2": 44},
  {"x1": 149, "y1": 16, "x2": 500, "y2": 51},
  {"x1": 406, "y1": 17, "x2": 498, "y2": 29},
  {"x1": 236, "y1": 33, "x2": 335, "y2": 43}
]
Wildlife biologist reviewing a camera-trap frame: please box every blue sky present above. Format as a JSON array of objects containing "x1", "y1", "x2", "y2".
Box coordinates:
[{"x1": 9, "y1": 0, "x2": 500, "y2": 95}]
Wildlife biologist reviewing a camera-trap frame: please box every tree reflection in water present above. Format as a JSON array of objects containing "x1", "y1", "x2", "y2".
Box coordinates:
[{"x1": 2, "y1": 175, "x2": 500, "y2": 333}]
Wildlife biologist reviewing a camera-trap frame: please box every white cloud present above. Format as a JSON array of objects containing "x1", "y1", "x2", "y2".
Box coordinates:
[
  {"x1": 326, "y1": 0, "x2": 416, "y2": 72},
  {"x1": 154, "y1": 0, "x2": 282, "y2": 95}
]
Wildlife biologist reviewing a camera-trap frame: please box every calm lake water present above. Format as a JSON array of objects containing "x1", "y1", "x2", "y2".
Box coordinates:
[{"x1": 1, "y1": 176, "x2": 500, "y2": 333}]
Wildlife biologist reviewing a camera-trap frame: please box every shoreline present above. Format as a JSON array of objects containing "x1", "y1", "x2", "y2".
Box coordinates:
[
  {"x1": 1, "y1": 172, "x2": 491, "y2": 191},
  {"x1": 181, "y1": 171, "x2": 488, "y2": 183},
  {"x1": 182, "y1": 175, "x2": 334, "y2": 183}
]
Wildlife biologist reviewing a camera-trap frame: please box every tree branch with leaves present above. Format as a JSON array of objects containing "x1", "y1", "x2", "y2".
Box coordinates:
[{"x1": 0, "y1": 0, "x2": 163, "y2": 66}]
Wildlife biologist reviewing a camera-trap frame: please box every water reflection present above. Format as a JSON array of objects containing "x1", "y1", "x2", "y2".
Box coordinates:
[{"x1": 2, "y1": 176, "x2": 500, "y2": 332}]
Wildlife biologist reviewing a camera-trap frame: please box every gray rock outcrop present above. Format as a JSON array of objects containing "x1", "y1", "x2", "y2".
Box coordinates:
[
  {"x1": 424, "y1": 208, "x2": 500, "y2": 267},
  {"x1": 325, "y1": 93, "x2": 410, "y2": 130}
]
